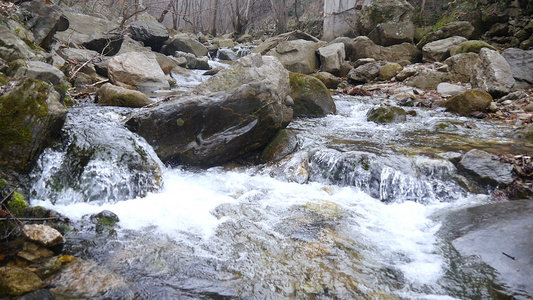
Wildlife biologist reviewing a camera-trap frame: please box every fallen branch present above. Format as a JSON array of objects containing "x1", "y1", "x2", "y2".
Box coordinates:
[{"x1": 0, "y1": 217, "x2": 59, "y2": 222}]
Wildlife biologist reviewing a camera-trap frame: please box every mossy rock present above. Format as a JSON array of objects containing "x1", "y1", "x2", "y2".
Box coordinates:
[
  {"x1": 367, "y1": 106, "x2": 407, "y2": 124},
  {"x1": 0, "y1": 78, "x2": 67, "y2": 173},
  {"x1": 0, "y1": 267, "x2": 43, "y2": 296},
  {"x1": 7, "y1": 191, "x2": 28, "y2": 217},
  {"x1": 379, "y1": 63, "x2": 403, "y2": 81},
  {"x1": 440, "y1": 89, "x2": 493, "y2": 116},
  {"x1": 261, "y1": 129, "x2": 299, "y2": 162},
  {"x1": 450, "y1": 40, "x2": 497, "y2": 56},
  {"x1": 313, "y1": 72, "x2": 340, "y2": 89},
  {"x1": 289, "y1": 72, "x2": 336, "y2": 117}
]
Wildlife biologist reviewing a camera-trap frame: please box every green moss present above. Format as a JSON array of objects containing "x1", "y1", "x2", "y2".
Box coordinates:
[
  {"x1": 438, "y1": 123, "x2": 449, "y2": 130},
  {"x1": 433, "y1": 15, "x2": 457, "y2": 31},
  {"x1": 0, "y1": 178, "x2": 7, "y2": 189},
  {"x1": 22, "y1": 39, "x2": 43, "y2": 51},
  {"x1": 0, "y1": 78, "x2": 51, "y2": 153},
  {"x1": 7, "y1": 191, "x2": 28, "y2": 217}
]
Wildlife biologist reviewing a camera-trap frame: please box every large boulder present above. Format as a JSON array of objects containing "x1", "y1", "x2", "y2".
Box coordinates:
[
  {"x1": 471, "y1": 48, "x2": 515, "y2": 97},
  {"x1": 16, "y1": 61, "x2": 69, "y2": 100},
  {"x1": 422, "y1": 36, "x2": 468, "y2": 63},
  {"x1": 356, "y1": 0, "x2": 415, "y2": 36},
  {"x1": 444, "y1": 52, "x2": 479, "y2": 83},
  {"x1": 458, "y1": 149, "x2": 515, "y2": 187},
  {"x1": 54, "y1": 11, "x2": 123, "y2": 56},
  {"x1": 253, "y1": 31, "x2": 320, "y2": 55},
  {"x1": 502, "y1": 48, "x2": 533, "y2": 90},
  {"x1": 289, "y1": 72, "x2": 336, "y2": 117},
  {"x1": 0, "y1": 78, "x2": 67, "y2": 174},
  {"x1": 440, "y1": 90, "x2": 493, "y2": 116},
  {"x1": 368, "y1": 21, "x2": 415, "y2": 46},
  {"x1": 417, "y1": 21, "x2": 474, "y2": 48},
  {"x1": 108, "y1": 52, "x2": 170, "y2": 91},
  {"x1": 266, "y1": 39, "x2": 319, "y2": 74},
  {"x1": 350, "y1": 36, "x2": 420, "y2": 63},
  {"x1": 0, "y1": 24, "x2": 35, "y2": 61},
  {"x1": 125, "y1": 53, "x2": 293, "y2": 167},
  {"x1": 162, "y1": 36, "x2": 208, "y2": 57},
  {"x1": 97, "y1": 83, "x2": 151, "y2": 108},
  {"x1": 18, "y1": 0, "x2": 69, "y2": 49},
  {"x1": 328, "y1": 37, "x2": 356, "y2": 60},
  {"x1": 129, "y1": 21, "x2": 169, "y2": 52},
  {"x1": 317, "y1": 43, "x2": 345, "y2": 76}
]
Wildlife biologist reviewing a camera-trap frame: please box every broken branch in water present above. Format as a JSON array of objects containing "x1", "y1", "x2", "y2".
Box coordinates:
[{"x1": 502, "y1": 252, "x2": 515, "y2": 260}]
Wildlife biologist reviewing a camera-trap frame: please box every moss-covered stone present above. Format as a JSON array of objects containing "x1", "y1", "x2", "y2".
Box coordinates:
[
  {"x1": 261, "y1": 129, "x2": 299, "y2": 162},
  {"x1": 0, "y1": 267, "x2": 43, "y2": 296},
  {"x1": 0, "y1": 78, "x2": 67, "y2": 173},
  {"x1": 379, "y1": 63, "x2": 403, "y2": 81},
  {"x1": 7, "y1": 191, "x2": 27, "y2": 217},
  {"x1": 440, "y1": 90, "x2": 493, "y2": 117},
  {"x1": 289, "y1": 72, "x2": 336, "y2": 117},
  {"x1": 367, "y1": 106, "x2": 407, "y2": 124},
  {"x1": 450, "y1": 40, "x2": 497, "y2": 56}
]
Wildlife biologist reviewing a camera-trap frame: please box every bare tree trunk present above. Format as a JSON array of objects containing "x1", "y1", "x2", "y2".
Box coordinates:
[
  {"x1": 158, "y1": 1, "x2": 173, "y2": 22},
  {"x1": 211, "y1": 0, "x2": 219, "y2": 36}
]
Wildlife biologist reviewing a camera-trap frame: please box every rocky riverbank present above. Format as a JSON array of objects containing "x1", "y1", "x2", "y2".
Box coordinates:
[{"x1": 0, "y1": 0, "x2": 532, "y2": 298}]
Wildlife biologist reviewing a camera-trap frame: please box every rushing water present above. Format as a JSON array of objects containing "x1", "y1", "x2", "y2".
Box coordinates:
[{"x1": 28, "y1": 89, "x2": 530, "y2": 298}]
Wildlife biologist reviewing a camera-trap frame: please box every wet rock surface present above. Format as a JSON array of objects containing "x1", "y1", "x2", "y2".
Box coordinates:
[{"x1": 439, "y1": 200, "x2": 533, "y2": 298}]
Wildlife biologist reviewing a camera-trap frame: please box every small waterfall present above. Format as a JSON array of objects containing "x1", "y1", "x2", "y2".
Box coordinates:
[
  {"x1": 307, "y1": 148, "x2": 465, "y2": 203},
  {"x1": 30, "y1": 104, "x2": 163, "y2": 205}
]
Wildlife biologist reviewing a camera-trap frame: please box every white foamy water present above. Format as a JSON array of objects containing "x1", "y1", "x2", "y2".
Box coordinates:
[
  {"x1": 32, "y1": 164, "x2": 478, "y2": 297},
  {"x1": 28, "y1": 94, "x2": 512, "y2": 298}
]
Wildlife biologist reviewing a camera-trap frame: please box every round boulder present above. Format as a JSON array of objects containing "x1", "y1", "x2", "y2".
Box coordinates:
[
  {"x1": 290, "y1": 72, "x2": 336, "y2": 117},
  {"x1": 440, "y1": 90, "x2": 493, "y2": 116}
]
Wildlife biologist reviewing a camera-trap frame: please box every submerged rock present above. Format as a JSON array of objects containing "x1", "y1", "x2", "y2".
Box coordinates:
[
  {"x1": 367, "y1": 106, "x2": 407, "y2": 124},
  {"x1": 125, "y1": 53, "x2": 293, "y2": 166},
  {"x1": 0, "y1": 267, "x2": 43, "y2": 296},
  {"x1": 289, "y1": 72, "x2": 336, "y2": 117},
  {"x1": 48, "y1": 260, "x2": 129, "y2": 298}
]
